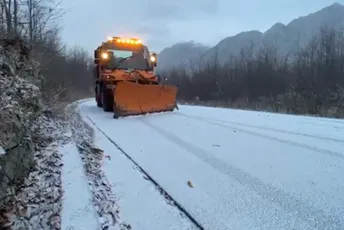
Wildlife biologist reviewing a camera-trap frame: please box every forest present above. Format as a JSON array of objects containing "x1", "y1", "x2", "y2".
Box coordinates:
[
  {"x1": 164, "y1": 27, "x2": 344, "y2": 117},
  {"x1": 0, "y1": 0, "x2": 93, "y2": 103}
]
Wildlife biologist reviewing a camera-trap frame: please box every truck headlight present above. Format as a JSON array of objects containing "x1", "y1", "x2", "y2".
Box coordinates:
[{"x1": 101, "y1": 52, "x2": 109, "y2": 59}]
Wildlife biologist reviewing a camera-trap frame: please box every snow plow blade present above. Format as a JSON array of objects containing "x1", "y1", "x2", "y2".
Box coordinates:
[{"x1": 113, "y1": 81, "x2": 178, "y2": 118}]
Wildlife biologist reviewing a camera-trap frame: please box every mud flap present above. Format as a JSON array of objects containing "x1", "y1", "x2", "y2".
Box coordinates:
[{"x1": 113, "y1": 81, "x2": 178, "y2": 117}]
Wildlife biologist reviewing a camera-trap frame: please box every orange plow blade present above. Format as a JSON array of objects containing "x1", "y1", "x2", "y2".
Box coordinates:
[{"x1": 113, "y1": 81, "x2": 178, "y2": 118}]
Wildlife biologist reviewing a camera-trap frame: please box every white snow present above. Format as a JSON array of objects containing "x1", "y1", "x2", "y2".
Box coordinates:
[
  {"x1": 83, "y1": 111, "x2": 197, "y2": 230},
  {"x1": 0, "y1": 145, "x2": 5, "y2": 155},
  {"x1": 61, "y1": 142, "x2": 99, "y2": 230},
  {"x1": 77, "y1": 99, "x2": 344, "y2": 230}
]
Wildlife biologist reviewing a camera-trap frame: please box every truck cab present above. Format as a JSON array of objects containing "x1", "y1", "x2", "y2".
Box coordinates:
[{"x1": 93, "y1": 37, "x2": 159, "y2": 111}]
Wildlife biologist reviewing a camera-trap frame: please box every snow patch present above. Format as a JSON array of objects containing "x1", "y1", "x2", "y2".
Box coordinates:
[
  {"x1": 66, "y1": 105, "x2": 130, "y2": 229},
  {"x1": 83, "y1": 115, "x2": 198, "y2": 230},
  {"x1": 0, "y1": 146, "x2": 5, "y2": 155},
  {"x1": 60, "y1": 142, "x2": 99, "y2": 230}
]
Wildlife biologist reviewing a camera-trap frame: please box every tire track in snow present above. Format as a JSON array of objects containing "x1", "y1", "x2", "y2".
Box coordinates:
[
  {"x1": 174, "y1": 113, "x2": 344, "y2": 161},
  {"x1": 174, "y1": 114, "x2": 344, "y2": 143},
  {"x1": 307, "y1": 118, "x2": 344, "y2": 126},
  {"x1": 140, "y1": 118, "x2": 344, "y2": 230},
  {"x1": 86, "y1": 116, "x2": 204, "y2": 230},
  {"x1": 299, "y1": 120, "x2": 344, "y2": 130}
]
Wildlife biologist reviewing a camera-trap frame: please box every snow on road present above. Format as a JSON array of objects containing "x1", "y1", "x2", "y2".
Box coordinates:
[
  {"x1": 83, "y1": 118, "x2": 197, "y2": 230},
  {"x1": 61, "y1": 141, "x2": 100, "y2": 230},
  {"x1": 79, "y1": 99, "x2": 344, "y2": 230}
]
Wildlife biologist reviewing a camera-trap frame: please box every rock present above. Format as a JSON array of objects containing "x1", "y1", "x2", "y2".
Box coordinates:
[
  {"x1": 0, "y1": 136, "x2": 35, "y2": 197},
  {"x1": 0, "y1": 109, "x2": 22, "y2": 149}
]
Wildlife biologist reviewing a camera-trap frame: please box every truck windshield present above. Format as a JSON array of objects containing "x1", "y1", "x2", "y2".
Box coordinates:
[
  {"x1": 109, "y1": 50, "x2": 133, "y2": 59},
  {"x1": 106, "y1": 49, "x2": 150, "y2": 70}
]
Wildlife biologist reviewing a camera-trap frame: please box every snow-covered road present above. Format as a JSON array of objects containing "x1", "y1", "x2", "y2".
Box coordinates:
[{"x1": 79, "y1": 99, "x2": 344, "y2": 230}]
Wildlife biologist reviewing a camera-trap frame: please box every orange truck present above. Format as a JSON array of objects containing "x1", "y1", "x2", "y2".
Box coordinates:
[{"x1": 94, "y1": 36, "x2": 178, "y2": 118}]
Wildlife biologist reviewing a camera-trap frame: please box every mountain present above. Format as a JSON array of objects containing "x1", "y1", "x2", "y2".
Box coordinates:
[
  {"x1": 156, "y1": 41, "x2": 209, "y2": 72},
  {"x1": 202, "y1": 30, "x2": 264, "y2": 65},
  {"x1": 157, "y1": 2, "x2": 344, "y2": 70}
]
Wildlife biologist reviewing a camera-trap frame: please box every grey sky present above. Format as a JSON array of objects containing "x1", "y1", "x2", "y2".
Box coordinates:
[{"x1": 60, "y1": 0, "x2": 344, "y2": 53}]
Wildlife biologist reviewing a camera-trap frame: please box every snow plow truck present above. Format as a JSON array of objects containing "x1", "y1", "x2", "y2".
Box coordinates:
[{"x1": 94, "y1": 36, "x2": 178, "y2": 118}]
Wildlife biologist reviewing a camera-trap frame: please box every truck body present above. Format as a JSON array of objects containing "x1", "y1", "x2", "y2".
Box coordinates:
[{"x1": 94, "y1": 37, "x2": 178, "y2": 118}]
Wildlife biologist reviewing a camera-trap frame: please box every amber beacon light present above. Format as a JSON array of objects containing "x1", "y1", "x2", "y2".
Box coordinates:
[{"x1": 107, "y1": 36, "x2": 142, "y2": 45}]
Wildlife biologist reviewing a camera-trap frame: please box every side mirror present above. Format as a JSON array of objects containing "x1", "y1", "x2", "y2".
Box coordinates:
[
  {"x1": 108, "y1": 51, "x2": 114, "y2": 59},
  {"x1": 107, "y1": 52, "x2": 117, "y2": 69},
  {"x1": 94, "y1": 49, "x2": 100, "y2": 64}
]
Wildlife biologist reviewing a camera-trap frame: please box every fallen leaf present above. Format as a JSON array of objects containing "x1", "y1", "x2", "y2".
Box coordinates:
[
  {"x1": 187, "y1": 180, "x2": 194, "y2": 188},
  {"x1": 17, "y1": 205, "x2": 28, "y2": 217}
]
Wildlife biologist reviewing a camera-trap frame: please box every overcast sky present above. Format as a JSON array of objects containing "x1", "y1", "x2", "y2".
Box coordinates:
[{"x1": 60, "y1": 0, "x2": 344, "y2": 53}]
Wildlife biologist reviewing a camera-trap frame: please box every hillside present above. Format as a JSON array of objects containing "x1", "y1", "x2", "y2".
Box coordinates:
[
  {"x1": 156, "y1": 41, "x2": 209, "y2": 72},
  {"x1": 158, "y1": 2, "x2": 344, "y2": 70}
]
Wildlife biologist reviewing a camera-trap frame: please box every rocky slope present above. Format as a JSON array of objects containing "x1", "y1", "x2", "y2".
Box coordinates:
[
  {"x1": 0, "y1": 39, "x2": 65, "y2": 229},
  {"x1": 0, "y1": 39, "x2": 43, "y2": 207}
]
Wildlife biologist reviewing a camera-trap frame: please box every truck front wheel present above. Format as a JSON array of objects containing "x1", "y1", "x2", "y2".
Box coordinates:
[
  {"x1": 96, "y1": 86, "x2": 102, "y2": 107},
  {"x1": 102, "y1": 86, "x2": 114, "y2": 112}
]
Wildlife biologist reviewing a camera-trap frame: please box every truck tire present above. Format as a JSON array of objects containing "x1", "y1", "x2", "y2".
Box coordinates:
[
  {"x1": 102, "y1": 87, "x2": 114, "y2": 112},
  {"x1": 96, "y1": 86, "x2": 102, "y2": 107}
]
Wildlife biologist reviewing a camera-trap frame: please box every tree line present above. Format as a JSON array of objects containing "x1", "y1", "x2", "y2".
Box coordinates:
[
  {"x1": 0, "y1": 0, "x2": 93, "y2": 102},
  {"x1": 164, "y1": 27, "x2": 344, "y2": 117}
]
